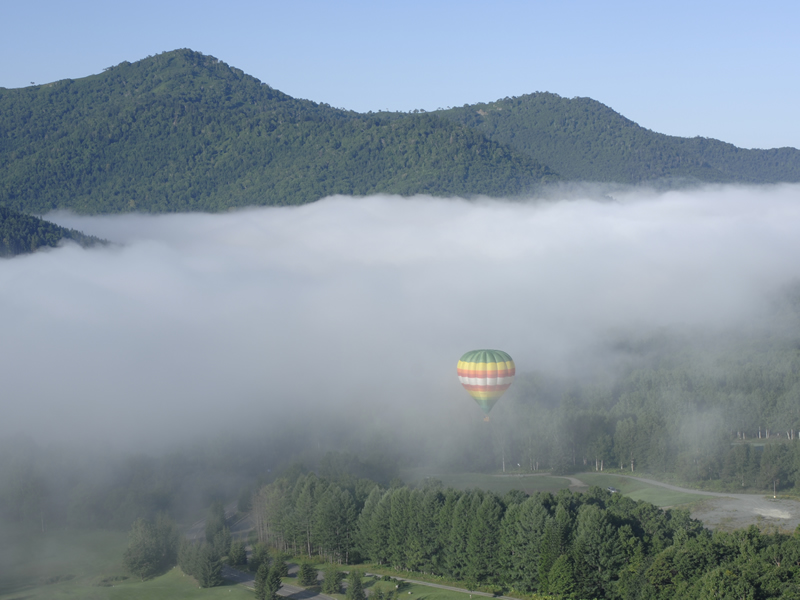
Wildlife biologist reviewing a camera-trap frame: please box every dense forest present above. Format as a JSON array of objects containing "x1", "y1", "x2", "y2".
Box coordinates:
[
  {"x1": 252, "y1": 472, "x2": 800, "y2": 600},
  {"x1": 0, "y1": 49, "x2": 554, "y2": 214},
  {"x1": 2, "y1": 49, "x2": 799, "y2": 216},
  {"x1": 0, "y1": 205, "x2": 104, "y2": 256},
  {"x1": 441, "y1": 95, "x2": 800, "y2": 185}
]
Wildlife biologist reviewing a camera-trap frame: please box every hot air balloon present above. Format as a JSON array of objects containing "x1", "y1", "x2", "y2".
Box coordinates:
[{"x1": 457, "y1": 349, "x2": 515, "y2": 418}]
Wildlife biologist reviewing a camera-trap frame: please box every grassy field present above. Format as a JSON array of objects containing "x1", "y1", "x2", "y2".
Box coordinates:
[
  {"x1": 0, "y1": 527, "x2": 252, "y2": 600},
  {"x1": 576, "y1": 473, "x2": 706, "y2": 507},
  {"x1": 401, "y1": 469, "x2": 572, "y2": 495}
]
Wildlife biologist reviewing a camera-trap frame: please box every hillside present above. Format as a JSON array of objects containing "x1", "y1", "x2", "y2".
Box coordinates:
[
  {"x1": 0, "y1": 49, "x2": 555, "y2": 214},
  {"x1": 0, "y1": 205, "x2": 105, "y2": 257},
  {"x1": 440, "y1": 93, "x2": 800, "y2": 184},
  {"x1": 2, "y1": 50, "x2": 798, "y2": 215}
]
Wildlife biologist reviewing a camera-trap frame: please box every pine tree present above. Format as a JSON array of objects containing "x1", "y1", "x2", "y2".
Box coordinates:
[
  {"x1": 346, "y1": 570, "x2": 366, "y2": 600},
  {"x1": 356, "y1": 486, "x2": 383, "y2": 561},
  {"x1": 197, "y1": 544, "x2": 223, "y2": 588},
  {"x1": 322, "y1": 563, "x2": 341, "y2": 594},
  {"x1": 465, "y1": 494, "x2": 503, "y2": 586},
  {"x1": 272, "y1": 551, "x2": 289, "y2": 578},
  {"x1": 229, "y1": 540, "x2": 247, "y2": 567},
  {"x1": 571, "y1": 504, "x2": 624, "y2": 600},
  {"x1": 250, "y1": 543, "x2": 270, "y2": 572},
  {"x1": 388, "y1": 487, "x2": 410, "y2": 569},
  {"x1": 547, "y1": 554, "x2": 575, "y2": 598},
  {"x1": 265, "y1": 564, "x2": 283, "y2": 600},
  {"x1": 368, "y1": 491, "x2": 392, "y2": 565},
  {"x1": 299, "y1": 562, "x2": 318, "y2": 586},
  {"x1": 123, "y1": 518, "x2": 159, "y2": 580},
  {"x1": 446, "y1": 491, "x2": 481, "y2": 581},
  {"x1": 255, "y1": 562, "x2": 269, "y2": 600},
  {"x1": 214, "y1": 526, "x2": 232, "y2": 557}
]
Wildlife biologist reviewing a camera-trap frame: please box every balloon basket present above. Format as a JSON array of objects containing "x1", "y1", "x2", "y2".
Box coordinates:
[{"x1": 483, "y1": 416, "x2": 490, "y2": 422}]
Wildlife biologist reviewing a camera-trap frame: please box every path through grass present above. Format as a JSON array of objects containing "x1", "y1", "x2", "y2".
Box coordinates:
[{"x1": 576, "y1": 473, "x2": 706, "y2": 507}]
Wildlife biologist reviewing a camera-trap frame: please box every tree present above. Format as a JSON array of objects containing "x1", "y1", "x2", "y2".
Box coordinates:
[
  {"x1": 265, "y1": 564, "x2": 283, "y2": 600},
  {"x1": 465, "y1": 494, "x2": 503, "y2": 586},
  {"x1": 229, "y1": 540, "x2": 247, "y2": 567},
  {"x1": 250, "y1": 543, "x2": 270, "y2": 572},
  {"x1": 346, "y1": 570, "x2": 366, "y2": 600},
  {"x1": 322, "y1": 563, "x2": 342, "y2": 594},
  {"x1": 571, "y1": 504, "x2": 625, "y2": 599},
  {"x1": 255, "y1": 562, "x2": 270, "y2": 600},
  {"x1": 123, "y1": 515, "x2": 179, "y2": 580},
  {"x1": 547, "y1": 554, "x2": 575, "y2": 599},
  {"x1": 197, "y1": 544, "x2": 223, "y2": 588},
  {"x1": 270, "y1": 550, "x2": 289, "y2": 577},
  {"x1": 213, "y1": 526, "x2": 232, "y2": 557},
  {"x1": 206, "y1": 500, "x2": 227, "y2": 544},
  {"x1": 446, "y1": 492, "x2": 481, "y2": 580},
  {"x1": 299, "y1": 562, "x2": 318, "y2": 586},
  {"x1": 123, "y1": 518, "x2": 160, "y2": 580}
]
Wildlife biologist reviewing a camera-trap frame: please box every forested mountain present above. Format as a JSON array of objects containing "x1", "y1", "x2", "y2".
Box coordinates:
[
  {"x1": 0, "y1": 49, "x2": 554, "y2": 214},
  {"x1": 440, "y1": 94, "x2": 800, "y2": 184},
  {"x1": 0, "y1": 205, "x2": 104, "y2": 256},
  {"x1": 2, "y1": 49, "x2": 798, "y2": 215}
]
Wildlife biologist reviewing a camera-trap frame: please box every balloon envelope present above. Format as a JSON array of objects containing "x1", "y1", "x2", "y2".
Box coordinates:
[{"x1": 457, "y1": 349, "x2": 515, "y2": 414}]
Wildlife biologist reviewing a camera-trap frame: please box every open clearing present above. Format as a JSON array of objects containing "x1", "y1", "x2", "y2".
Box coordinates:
[
  {"x1": 401, "y1": 469, "x2": 572, "y2": 495},
  {"x1": 574, "y1": 473, "x2": 800, "y2": 532}
]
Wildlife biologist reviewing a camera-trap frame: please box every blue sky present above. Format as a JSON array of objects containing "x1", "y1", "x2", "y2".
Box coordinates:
[{"x1": 2, "y1": 0, "x2": 797, "y2": 149}]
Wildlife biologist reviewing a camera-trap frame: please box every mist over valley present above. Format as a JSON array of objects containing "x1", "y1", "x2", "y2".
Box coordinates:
[{"x1": 3, "y1": 47, "x2": 800, "y2": 600}]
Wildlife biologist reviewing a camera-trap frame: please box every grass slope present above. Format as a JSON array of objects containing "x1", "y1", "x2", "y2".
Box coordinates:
[{"x1": 0, "y1": 527, "x2": 249, "y2": 600}]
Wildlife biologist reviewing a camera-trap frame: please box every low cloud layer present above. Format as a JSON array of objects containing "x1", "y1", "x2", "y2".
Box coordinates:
[{"x1": 2, "y1": 185, "x2": 799, "y2": 446}]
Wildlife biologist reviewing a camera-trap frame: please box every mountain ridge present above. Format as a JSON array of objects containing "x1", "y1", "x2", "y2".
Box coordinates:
[{"x1": 1, "y1": 48, "x2": 797, "y2": 215}]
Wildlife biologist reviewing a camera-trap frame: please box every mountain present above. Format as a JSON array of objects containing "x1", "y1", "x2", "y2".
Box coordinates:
[
  {"x1": 0, "y1": 205, "x2": 105, "y2": 257},
  {"x1": 0, "y1": 50, "x2": 554, "y2": 214},
  {"x1": 1, "y1": 49, "x2": 797, "y2": 215},
  {"x1": 440, "y1": 93, "x2": 800, "y2": 184}
]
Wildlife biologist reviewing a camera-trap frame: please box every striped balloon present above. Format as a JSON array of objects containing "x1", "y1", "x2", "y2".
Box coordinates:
[{"x1": 457, "y1": 349, "x2": 515, "y2": 414}]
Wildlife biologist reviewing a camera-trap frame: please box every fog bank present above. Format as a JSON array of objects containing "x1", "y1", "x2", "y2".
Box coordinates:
[{"x1": 2, "y1": 185, "x2": 799, "y2": 446}]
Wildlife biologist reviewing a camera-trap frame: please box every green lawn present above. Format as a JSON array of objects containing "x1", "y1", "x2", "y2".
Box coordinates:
[
  {"x1": 401, "y1": 469, "x2": 572, "y2": 495},
  {"x1": 108, "y1": 568, "x2": 251, "y2": 599},
  {"x1": 576, "y1": 473, "x2": 706, "y2": 507},
  {"x1": 0, "y1": 527, "x2": 252, "y2": 600}
]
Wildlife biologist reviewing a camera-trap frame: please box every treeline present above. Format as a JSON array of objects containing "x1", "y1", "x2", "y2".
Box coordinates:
[
  {"x1": 0, "y1": 205, "x2": 104, "y2": 257},
  {"x1": 253, "y1": 473, "x2": 800, "y2": 599}
]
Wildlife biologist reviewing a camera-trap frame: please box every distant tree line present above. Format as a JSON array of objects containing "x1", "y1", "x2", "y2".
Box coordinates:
[{"x1": 252, "y1": 472, "x2": 800, "y2": 599}]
